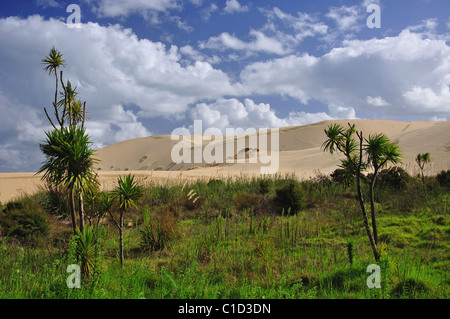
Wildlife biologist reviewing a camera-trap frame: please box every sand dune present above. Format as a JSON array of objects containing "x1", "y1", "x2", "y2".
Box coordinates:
[{"x1": 1, "y1": 119, "x2": 449, "y2": 203}]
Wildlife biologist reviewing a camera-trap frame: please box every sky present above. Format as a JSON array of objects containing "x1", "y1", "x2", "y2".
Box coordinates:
[{"x1": 0, "y1": 0, "x2": 450, "y2": 172}]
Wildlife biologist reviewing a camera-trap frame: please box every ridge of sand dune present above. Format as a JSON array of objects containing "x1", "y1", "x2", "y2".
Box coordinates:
[{"x1": 1, "y1": 119, "x2": 449, "y2": 203}]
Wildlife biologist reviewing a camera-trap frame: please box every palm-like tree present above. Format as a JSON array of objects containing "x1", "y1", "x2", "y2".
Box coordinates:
[
  {"x1": 416, "y1": 153, "x2": 431, "y2": 183},
  {"x1": 365, "y1": 134, "x2": 403, "y2": 244},
  {"x1": 112, "y1": 175, "x2": 142, "y2": 267},
  {"x1": 56, "y1": 81, "x2": 87, "y2": 127},
  {"x1": 41, "y1": 47, "x2": 66, "y2": 129},
  {"x1": 38, "y1": 126, "x2": 99, "y2": 233},
  {"x1": 322, "y1": 123, "x2": 403, "y2": 261}
]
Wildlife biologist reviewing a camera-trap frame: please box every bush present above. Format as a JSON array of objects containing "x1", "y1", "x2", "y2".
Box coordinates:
[
  {"x1": 377, "y1": 167, "x2": 411, "y2": 190},
  {"x1": 274, "y1": 180, "x2": 305, "y2": 215},
  {"x1": 75, "y1": 227, "x2": 99, "y2": 278},
  {"x1": 40, "y1": 184, "x2": 70, "y2": 218},
  {"x1": 0, "y1": 209, "x2": 50, "y2": 242},
  {"x1": 139, "y1": 211, "x2": 179, "y2": 253},
  {"x1": 436, "y1": 170, "x2": 450, "y2": 188},
  {"x1": 331, "y1": 168, "x2": 354, "y2": 186},
  {"x1": 234, "y1": 193, "x2": 261, "y2": 211},
  {"x1": 258, "y1": 179, "x2": 271, "y2": 194},
  {"x1": 233, "y1": 193, "x2": 274, "y2": 215}
]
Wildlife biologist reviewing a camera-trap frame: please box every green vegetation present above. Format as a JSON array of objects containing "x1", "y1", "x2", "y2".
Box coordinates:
[
  {"x1": 323, "y1": 123, "x2": 403, "y2": 261},
  {"x1": 0, "y1": 172, "x2": 448, "y2": 299},
  {"x1": 2, "y1": 48, "x2": 446, "y2": 300},
  {"x1": 416, "y1": 153, "x2": 431, "y2": 183},
  {"x1": 39, "y1": 47, "x2": 98, "y2": 234}
]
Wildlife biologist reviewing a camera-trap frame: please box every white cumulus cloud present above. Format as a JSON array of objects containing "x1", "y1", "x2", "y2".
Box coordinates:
[{"x1": 223, "y1": 0, "x2": 248, "y2": 14}]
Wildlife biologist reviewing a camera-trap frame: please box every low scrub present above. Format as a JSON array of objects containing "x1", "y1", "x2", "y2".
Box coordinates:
[
  {"x1": 0, "y1": 200, "x2": 50, "y2": 243},
  {"x1": 274, "y1": 180, "x2": 305, "y2": 215}
]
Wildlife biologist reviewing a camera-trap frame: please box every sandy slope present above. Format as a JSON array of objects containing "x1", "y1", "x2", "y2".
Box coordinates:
[{"x1": 1, "y1": 119, "x2": 449, "y2": 203}]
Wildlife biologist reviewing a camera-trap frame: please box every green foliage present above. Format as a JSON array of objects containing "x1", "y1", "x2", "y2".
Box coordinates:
[
  {"x1": 365, "y1": 133, "x2": 403, "y2": 172},
  {"x1": 39, "y1": 184, "x2": 70, "y2": 218},
  {"x1": 139, "y1": 211, "x2": 179, "y2": 253},
  {"x1": 234, "y1": 193, "x2": 262, "y2": 212},
  {"x1": 0, "y1": 173, "x2": 448, "y2": 299},
  {"x1": 41, "y1": 46, "x2": 65, "y2": 76},
  {"x1": 391, "y1": 278, "x2": 429, "y2": 298},
  {"x1": 258, "y1": 179, "x2": 272, "y2": 194},
  {"x1": 377, "y1": 167, "x2": 412, "y2": 190},
  {"x1": 0, "y1": 202, "x2": 49, "y2": 243},
  {"x1": 38, "y1": 126, "x2": 98, "y2": 191},
  {"x1": 331, "y1": 168, "x2": 355, "y2": 186},
  {"x1": 113, "y1": 174, "x2": 143, "y2": 211},
  {"x1": 274, "y1": 180, "x2": 305, "y2": 215},
  {"x1": 416, "y1": 153, "x2": 431, "y2": 182},
  {"x1": 436, "y1": 170, "x2": 450, "y2": 189},
  {"x1": 75, "y1": 227, "x2": 98, "y2": 278}
]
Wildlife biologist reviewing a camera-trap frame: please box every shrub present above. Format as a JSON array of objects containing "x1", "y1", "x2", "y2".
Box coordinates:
[
  {"x1": 0, "y1": 209, "x2": 50, "y2": 243},
  {"x1": 377, "y1": 167, "x2": 411, "y2": 190},
  {"x1": 258, "y1": 179, "x2": 271, "y2": 194},
  {"x1": 234, "y1": 193, "x2": 261, "y2": 211},
  {"x1": 274, "y1": 180, "x2": 305, "y2": 215},
  {"x1": 436, "y1": 170, "x2": 450, "y2": 188},
  {"x1": 40, "y1": 184, "x2": 70, "y2": 218},
  {"x1": 331, "y1": 168, "x2": 355, "y2": 186},
  {"x1": 75, "y1": 227, "x2": 99, "y2": 278},
  {"x1": 233, "y1": 193, "x2": 274, "y2": 216},
  {"x1": 139, "y1": 211, "x2": 179, "y2": 253}
]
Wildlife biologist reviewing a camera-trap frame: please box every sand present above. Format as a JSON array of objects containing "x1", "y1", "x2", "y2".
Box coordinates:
[{"x1": 1, "y1": 119, "x2": 449, "y2": 204}]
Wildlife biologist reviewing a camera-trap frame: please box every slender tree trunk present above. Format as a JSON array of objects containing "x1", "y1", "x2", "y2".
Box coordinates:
[
  {"x1": 79, "y1": 191, "x2": 85, "y2": 233},
  {"x1": 69, "y1": 187, "x2": 77, "y2": 233},
  {"x1": 369, "y1": 170, "x2": 379, "y2": 245},
  {"x1": 356, "y1": 132, "x2": 380, "y2": 262},
  {"x1": 119, "y1": 210, "x2": 124, "y2": 267}
]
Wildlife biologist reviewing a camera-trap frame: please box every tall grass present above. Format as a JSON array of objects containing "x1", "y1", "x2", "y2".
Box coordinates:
[{"x1": 0, "y1": 172, "x2": 448, "y2": 299}]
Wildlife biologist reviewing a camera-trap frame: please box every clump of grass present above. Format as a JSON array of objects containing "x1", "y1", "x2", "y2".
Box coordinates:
[
  {"x1": 139, "y1": 209, "x2": 179, "y2": 253},
  {"x1": 274, "y1": 180, "x2": 305, "y2": 215}
]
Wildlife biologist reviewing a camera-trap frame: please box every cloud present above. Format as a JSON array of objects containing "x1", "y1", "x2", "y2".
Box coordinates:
[
  {"x1": 36, "y1": 0, "x2": 62, "y2": 9},
  {"x1": 180, "y1": 45, "x2": 221, "y2": 64},
  {"x1": 326, "y1": 5, "x2": 361, "y2": 32},
  {"x1": 239, "y1": 29, "x2": 450, "y2": 119},
  {"x1": 200, "y1": 3, "x2": 218, "y2": 21},
  {"x1": 87, "y1": 105, "x2": 152, "y2": 148},
  {"x1": 201, "y1": 6, "x2": 329, "y2": 58},
  {"x1": 189, "y1": 98, "x2": 349, "y2": 131},
  {"x1": 223, "y1": 0, "x2": 248, "y2": 14},
  {"x1": 86, "y1": 0, "x2": 178, "y2": 19},
  {"x1": 200, "y1": 30, "x2": 289, "y2": 55},
  {"x1": 407, "y1": 18, "x2": 439, "y2": 33},
  {"x1": 366, "y1": 96, "x2": 390, "y2": 107},
  {"x1": 262, "y1": 7, "x2": 328, "y2": 41}
]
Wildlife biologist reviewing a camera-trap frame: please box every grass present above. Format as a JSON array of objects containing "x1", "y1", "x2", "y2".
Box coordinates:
[{"x1": 0, "y1": 173, "x2": 448, "y2": 299}]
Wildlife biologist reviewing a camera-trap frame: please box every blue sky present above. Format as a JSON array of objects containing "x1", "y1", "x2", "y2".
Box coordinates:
[{"x1": 0, "y1": 0, "x2": 449, "y2": 172}]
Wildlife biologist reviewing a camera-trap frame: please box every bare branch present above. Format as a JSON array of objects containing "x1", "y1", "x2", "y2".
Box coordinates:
[{"x1": 44, "y1": 107, "x2": 57, "y2": 129}]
